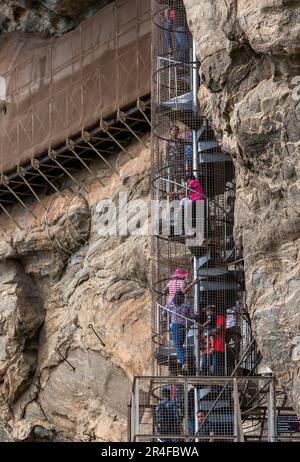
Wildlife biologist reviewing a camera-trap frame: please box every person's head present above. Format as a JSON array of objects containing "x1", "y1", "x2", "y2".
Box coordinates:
[
  {"x1": 205, "y1": 304, "x2": 216, "y2": 315},
  {"x1": 170, "y1": 125, "x2": 179, "y2": 139},
  {"x1": 185, "y1": 173, "x2": 196, "y2": 182},
  {"x1": 161, "y1": 385, "x2": 171, "y2": 398},
  {"x1": 197, "y1": 410, "x2": 207, "y2": 424},
  {"x1": 172, "y1": 267, "x2": 189, "y2": 279},
  {"x1": 173, "y1": 290, "x2": 185, "y2": 307}
]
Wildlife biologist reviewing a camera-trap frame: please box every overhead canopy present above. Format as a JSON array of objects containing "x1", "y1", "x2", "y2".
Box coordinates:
[{"x1": 0, "y1": 0, "x2": 151, "y2": 175}]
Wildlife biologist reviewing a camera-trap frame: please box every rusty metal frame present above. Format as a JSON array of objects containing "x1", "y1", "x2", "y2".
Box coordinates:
[
  {"x1": 99, "y1": 118, "x2": 133, "y2": 160},
  {"x1": 66, "y1": 139, "x2": 105, "y2": 188},
  {"x1": 48, "y1": 148, "x2": 89, "y2": 194},
  {"x1": 17, "y1": 166, "x2": 47, "y2": 212},
  {"x1": 31, "y1": 159, "x2": 62, "y2": 195},
  {"x1": 82, "y1": 130, "x2": 121, "y2": 177},
  {"x1": 0, "y1": 0, "x2": 151, "y2": 175},
  {"x1": 1, "y1": 175, "x2": 37, "y2": 219},
  {"x1": 117, "y1": 109, "x2": 148, "y2": 147},
  {"x1": 0, "y1": 201, "x2": 22, "y2": 230},
  {"x1": 0, "y1": 96, "x2": 150, "y2": 226}
]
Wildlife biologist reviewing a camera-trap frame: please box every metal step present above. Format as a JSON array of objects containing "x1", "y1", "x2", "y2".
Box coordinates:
[
  {"x1": 156, "y1": 93, "x2": 204, "y2": 129},
  {"x1": 199, "y1": 280, "x2": 238, "y2": 291},
  {"x1": 198, "y1": 141, "x2": 220, "y2": 152},
  {"x1": 198, "y1": 400, "x2": 233, "y2": 412},
  {"x1": 158, "y1": 91, "x2": 193, "y2": 110},
  {"x1": 199, "y1": 152, "x2": 232, "y2": 163},
  {"x1": 197, "y1": 267, "x2": 229, "y2": 277}
]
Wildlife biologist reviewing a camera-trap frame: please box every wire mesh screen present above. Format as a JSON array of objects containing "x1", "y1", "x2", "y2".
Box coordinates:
[
  {"x1": 151, "y1": 0, "x2": 259, "y2": 378},
  {"x1": 130, "y1": 376, "x2": 300, "y2": 443},
  {"x1": 129, "y1": 1, "x2": 297, "y2": 444},
  {"x1": 131, "y1": 376, "x2": 300, "y2": 442}
]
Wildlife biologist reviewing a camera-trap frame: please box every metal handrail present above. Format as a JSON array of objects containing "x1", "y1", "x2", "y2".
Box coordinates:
[
  {"x1": 154, "y1": 301, "x2": 244, "y2": 364},
  {"x1": 157, "y1": 301, "x2": 204, "y2": 327},
  {"x1": 193, "y1": 338, "x2": 261, "y2": 438},
  {"x1": 131, "y1": 375, "x2": 274, "y2": 392},
  {"x1": 130, "y1": 375, "x2": 276, "y2": 441},
  {"x1": 155, "y1": 299, "x2": 253, "y2": 333},
  {"x1": 157, "y1": 55, "x2": 196, "y2": 68},
  {"x1": 154, "y1": 174, "x2": 231, "y2": 218}
]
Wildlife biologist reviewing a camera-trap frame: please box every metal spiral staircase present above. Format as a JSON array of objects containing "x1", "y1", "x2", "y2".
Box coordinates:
[{"x1": 128, "y1": 0, "x2": 299, "y2": 443}]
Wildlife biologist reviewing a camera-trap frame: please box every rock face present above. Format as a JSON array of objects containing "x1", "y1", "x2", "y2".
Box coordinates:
[
  {"x1": 0, "y1": 139, "x2": 151, "y2": 441},
  {"x1": 0, "y1": 0, "x2": 113, "y2": 37},
  {"x1": 184, "y1": 0, "x2": 300, "y2": 414}
]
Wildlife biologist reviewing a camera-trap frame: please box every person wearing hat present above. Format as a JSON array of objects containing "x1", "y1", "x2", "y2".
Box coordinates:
[{"x1": 163, "y1": 267, "x2": 198, "y2": 305}]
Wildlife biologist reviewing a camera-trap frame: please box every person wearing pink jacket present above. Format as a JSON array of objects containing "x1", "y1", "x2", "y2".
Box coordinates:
[{"x1": 168, "y1": 174, "x2": 206, "y2": 231}]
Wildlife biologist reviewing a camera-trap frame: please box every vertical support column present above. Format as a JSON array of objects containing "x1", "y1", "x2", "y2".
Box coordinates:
[
  {"x1": 268, "y1": 379, "x2": 277, "y2": 442},
  {"x1": 192, "y1": 38, "x2": 200, "y2": 373},
  {"x1": 130, "y1": 392, "x2": 135, "y2": 442},
  {"x1": 194, "y1": 385, "x2": 199, "y2": 441},
  {"x1": 128, "y1": 403, "x2": 132, "y2": 442},
  {"x1": 233, "y1": 378, "x2": 244, "y2": 442},
  {"x1": 184, "y1": 378, "x2": 189, "y2": 440},
  {"x1": 134, "y1": 379, "x2": 140, "y2": 442},
  {"x1": 233, "y1": 378, "x2": 238, "y2": 442}
]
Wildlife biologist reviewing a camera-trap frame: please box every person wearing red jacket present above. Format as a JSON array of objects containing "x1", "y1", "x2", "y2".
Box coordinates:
[{"x1": 201, "y1": 309, "x2": 226, "y2": 376}]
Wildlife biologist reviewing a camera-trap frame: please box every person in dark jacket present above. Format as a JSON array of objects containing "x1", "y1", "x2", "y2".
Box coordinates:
[
  {"x1": 173, "y1": 3, "x2": 190, "y2": 62},
  {"x1": 163, "y1": 7, "x2": 175, "y2": 52},
  {"x1": 154, "y1": 386, "x2": 182, "y2": 442},
  {"x1": 196, "y1": 410, "x2": 215, "y2": 442}
]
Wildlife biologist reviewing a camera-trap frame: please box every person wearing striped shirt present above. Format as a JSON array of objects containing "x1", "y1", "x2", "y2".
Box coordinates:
[{"x1": 163, "y1": 267, "x2": 198, "y2": 304}]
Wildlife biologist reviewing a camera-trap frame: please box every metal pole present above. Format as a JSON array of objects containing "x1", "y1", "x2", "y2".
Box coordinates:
[
  {"x1": 268, "y1": 379, "x2": 277, "y2": 442},
  {"x1": 128, "y1": 403, "x2": 132, "y2": 442},
  {"x1": 155, "y1": 303, "x2": 158, "y2": 340},
  {"x1": 134, "y1": 379, "x2": 140, "y2": 442},
  {"x1": 131, "y1": 392, "x2": 135, "y2": 442},
  {"x1": 194, "y1": 386, "x2": 198, "y2": 441},
  {"x1": 233, "y1": 378, "x2": 239, "y2": 442},
  {"x1": 192, "y1": 38, "x2": 200, "y2": 374},
  {"x1": 233, "y1": 378, "x2": 244, "y2": 442},
  {"x1": 184, "y1": 378, "x2": 189, "y2": 439}
]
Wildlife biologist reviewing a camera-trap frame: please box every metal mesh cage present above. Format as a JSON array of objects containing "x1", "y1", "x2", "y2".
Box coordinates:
[
  {"x1": 130, "y1": 376, "x2": 298, "y2": 442},
  {"x1": 151, "y1": 0, "x2": 259, "y2": 378},
  {"x1": 128, "y1": 2, "x2": 299, "y2": 443}
]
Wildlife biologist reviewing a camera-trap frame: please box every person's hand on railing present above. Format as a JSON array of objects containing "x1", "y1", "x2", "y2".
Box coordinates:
[
  {"x1": 182, "y1": 277, "x2": 199, "y2": 294},
  {"x1": 166, "y1": 190, "x2": 184, "y2": 199}
]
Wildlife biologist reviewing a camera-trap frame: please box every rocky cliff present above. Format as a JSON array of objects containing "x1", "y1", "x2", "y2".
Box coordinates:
[
  {"x1": 0, "y1": 138, "x2": 152, "y2": 441},
  {"x1": 0, "y1": 0, "x2": 299, "y2": 441},
  {"x1": 184, "y1": 0, "x2": 300, "y2": 414},
  {"x1": 0, "y1": 0, "x2": 113, "y2": 37}
]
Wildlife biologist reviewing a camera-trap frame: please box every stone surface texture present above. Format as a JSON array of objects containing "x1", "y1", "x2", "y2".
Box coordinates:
[
  {"x1": 0, "y1": 139, "x2": 152, "y2": 441},
  {"x1": 184, "y1": 0, "x2": 300, "y2": 414},
  {"x1": 0, "y1": 0, "x2": 113, "y2": 37}
]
